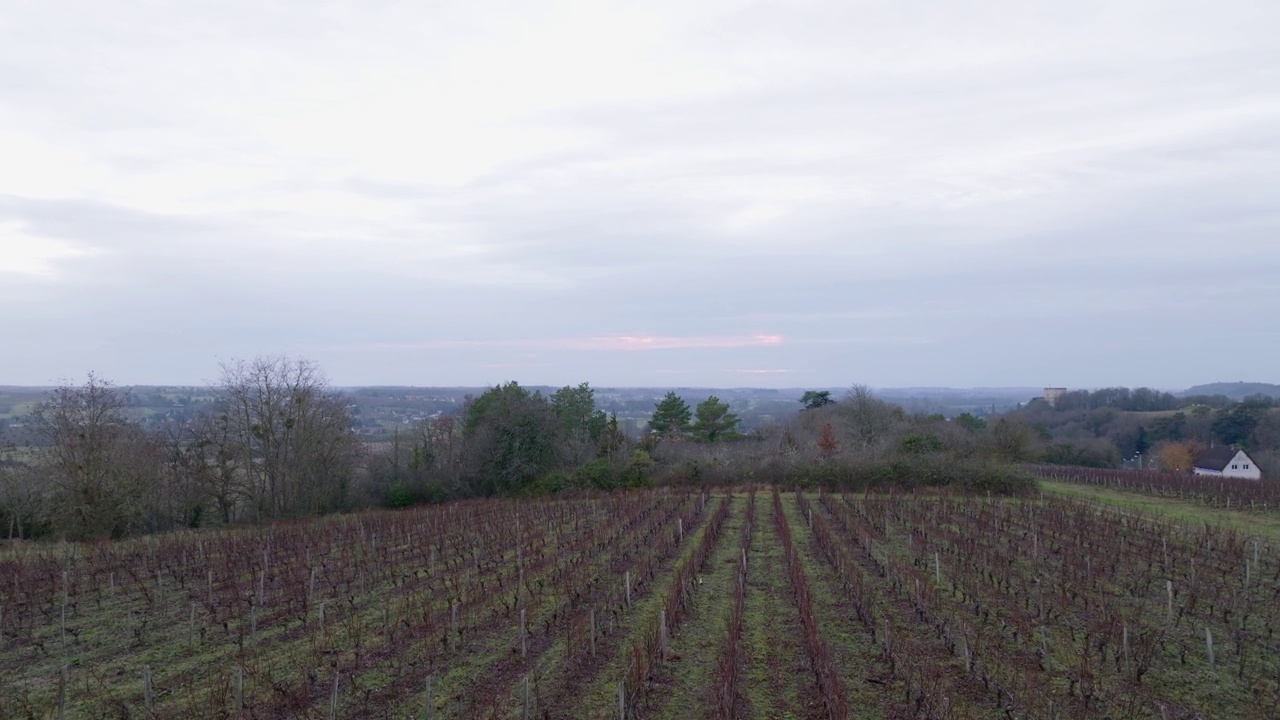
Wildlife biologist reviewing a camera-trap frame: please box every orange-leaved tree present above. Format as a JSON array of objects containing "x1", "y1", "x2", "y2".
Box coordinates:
[
  {"x1": 1156, "y1": 440, "x2": 1203, "y2": 472},
  {"x1": 817, "y1": 422, "x2": 840, "y2": 458}
]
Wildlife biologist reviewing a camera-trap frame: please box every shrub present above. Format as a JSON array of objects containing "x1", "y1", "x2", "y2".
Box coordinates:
[{"x1": 775, "y1": 454, "x2": 1033, "y2": 494}]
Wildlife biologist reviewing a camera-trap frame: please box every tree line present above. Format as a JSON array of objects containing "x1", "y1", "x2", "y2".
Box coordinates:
[
  {"x1": 1, "y1": 359, "x2": 1044, "y2": 541},
  {"x1": 366, "y1": 387, "x2": 749, "y2": 505},
  {"x1": 0, "y1": 360, "x2": 751, "y2": 539},
  {"x1": 1008, "y1": 391, "x2": 1279, "y2": 474},
  {"x1": 0, "y1": 358, "x2": 361, "y2": 540}
]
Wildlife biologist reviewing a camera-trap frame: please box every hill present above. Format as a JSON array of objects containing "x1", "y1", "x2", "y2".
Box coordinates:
[{"x1": 1180, "y1": 382, "x2": 1280, "y2": 400}]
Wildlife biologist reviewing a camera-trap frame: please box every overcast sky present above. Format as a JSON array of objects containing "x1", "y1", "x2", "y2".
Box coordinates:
[{"x1": 1, "y1": 1, "x2": 1277, "y2": 389}]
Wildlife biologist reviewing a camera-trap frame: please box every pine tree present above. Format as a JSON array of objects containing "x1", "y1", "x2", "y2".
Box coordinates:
[
  {"x1": 691, "y1": 396, "x2": 741, "y2": 442},
  {"x1": 648, "y1": 392, "x2": 692, "y2": 437}
]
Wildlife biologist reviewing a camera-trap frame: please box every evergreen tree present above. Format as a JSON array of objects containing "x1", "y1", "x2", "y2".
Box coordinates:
[
  {"x1": 691, "y1": 395, "x2": 741, "y2": 442},
  {"x1": 800, "y1": 390, "x2": 834, "y2": 409},
  {"x1": 648, "y1": 391, "x2": 692, "y2": 437},
  {"x1": 462, "y1": 382, "x2": 558, "y2": 494},
  {"x1": 551, "y1": 383, "x2": 607, "y2": 464}
]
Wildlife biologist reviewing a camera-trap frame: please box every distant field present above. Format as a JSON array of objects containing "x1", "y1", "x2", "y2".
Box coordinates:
[
  {"x1": 0, "y1": 398, "x2": 40, "y2": 419},
  {"x1": 1121, "y1": 409, "x2": 1187, "y2": 419},
  {"x1": 0, "y1": 405, "x2": 33, "y2": 420},
  {"x1": 1, "y1": 487, "x2": 1276, "y2": 719},
  {"x1": 1, "y1": 446, "x2": 37, "y2": 461}
]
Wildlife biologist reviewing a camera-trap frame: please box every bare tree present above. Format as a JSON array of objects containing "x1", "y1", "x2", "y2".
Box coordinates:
[
  {"x1": 28, "y1": 375, "x2": 161, "y2": 539},
  {"x1": 154, "y1": 417, "x2": 216, "y2": 528},
  {"x1": 840, "y1": 385, "x2": 899, "y2": 452},
  {"x1": 0, "y1": 446, "x2": 48, "y2": 539},
  {"x1": 424, "y1": 414, "x2": 466, "y2": 494},
  {"x1": 214, "y1": 357, "x2": 360, "y2": 519},
  {"x1": 188, "y1": 411, "x2": 249, "y2": 524}
]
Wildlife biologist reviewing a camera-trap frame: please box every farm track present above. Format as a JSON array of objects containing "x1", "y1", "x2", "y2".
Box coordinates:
[{"x1": 3, "y1": 487, "x2": 1280, "y2": 719}]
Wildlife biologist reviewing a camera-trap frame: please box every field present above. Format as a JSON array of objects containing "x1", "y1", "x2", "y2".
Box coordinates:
[{"x1": 1, "y1": 485, "x2": 1278, "y2": 719}]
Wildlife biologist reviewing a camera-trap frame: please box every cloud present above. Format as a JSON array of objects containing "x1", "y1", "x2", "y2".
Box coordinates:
[
  {"x1": 318, "y1": 334, "x2": 784, "y2": 353},
  {"x1": 0, "y1": 0, "x2": 1277, "y2": 387},
  {"x1": 0, "y1": 221, "x2": 102, "y2": 279},
  {"x1": 569, "y1": 335, "x2": 783, "y2": 351}
]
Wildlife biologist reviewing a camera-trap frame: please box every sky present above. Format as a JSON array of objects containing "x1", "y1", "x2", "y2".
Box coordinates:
[{"x1": 1, "y1": 0, "x2": 1278, "y2": 389}]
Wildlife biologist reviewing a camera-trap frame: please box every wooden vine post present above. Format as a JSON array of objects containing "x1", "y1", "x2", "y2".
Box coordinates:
[{"x1": 422, "y1": 675, "x2": 433, "y2": 720}]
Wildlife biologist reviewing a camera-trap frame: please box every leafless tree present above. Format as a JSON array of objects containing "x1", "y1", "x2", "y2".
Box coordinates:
[
  {"x1": 424, "y1": 414, "x2": 466, "y2": 494},
  {"x1": 154, "y1": 417, "x2": 218, "y2": 528},
  {"x1": 214, "y1": 357, "x2": 360, "y2": 519},
  {"x1": 0, "y1": 447, "x2": 48, "y2": 539},
  {"x1": 840, "y1": 384, "x2": 900, "y2": 452},
  {"x1": 363, "y1": 411, "x2": 471, "y2": 504},
  {"x1": 188, "y1": 411, "x2": 248, "y2": 524},
  {"x1": 28, "y1": 374, "x2": 161, "y2": 539}
]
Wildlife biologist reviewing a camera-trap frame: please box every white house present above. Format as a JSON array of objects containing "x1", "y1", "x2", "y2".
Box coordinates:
[{"x1": 1192, "y1": 446, "x2": 1262, "y2": 480}]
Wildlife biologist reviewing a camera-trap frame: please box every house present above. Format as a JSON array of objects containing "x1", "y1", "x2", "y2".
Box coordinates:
[{"x1": 1192, "y1": 446, "x2": 1262, "y2": 480}]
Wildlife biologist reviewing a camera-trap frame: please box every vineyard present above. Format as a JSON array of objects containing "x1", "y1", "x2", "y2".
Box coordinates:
[
  {"x1": 2, "y1": 486, "x2": 1278, "y2": 719},
  {"x1": 1029, "y1": 464, "x2": 1280, "y2": 512}
]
